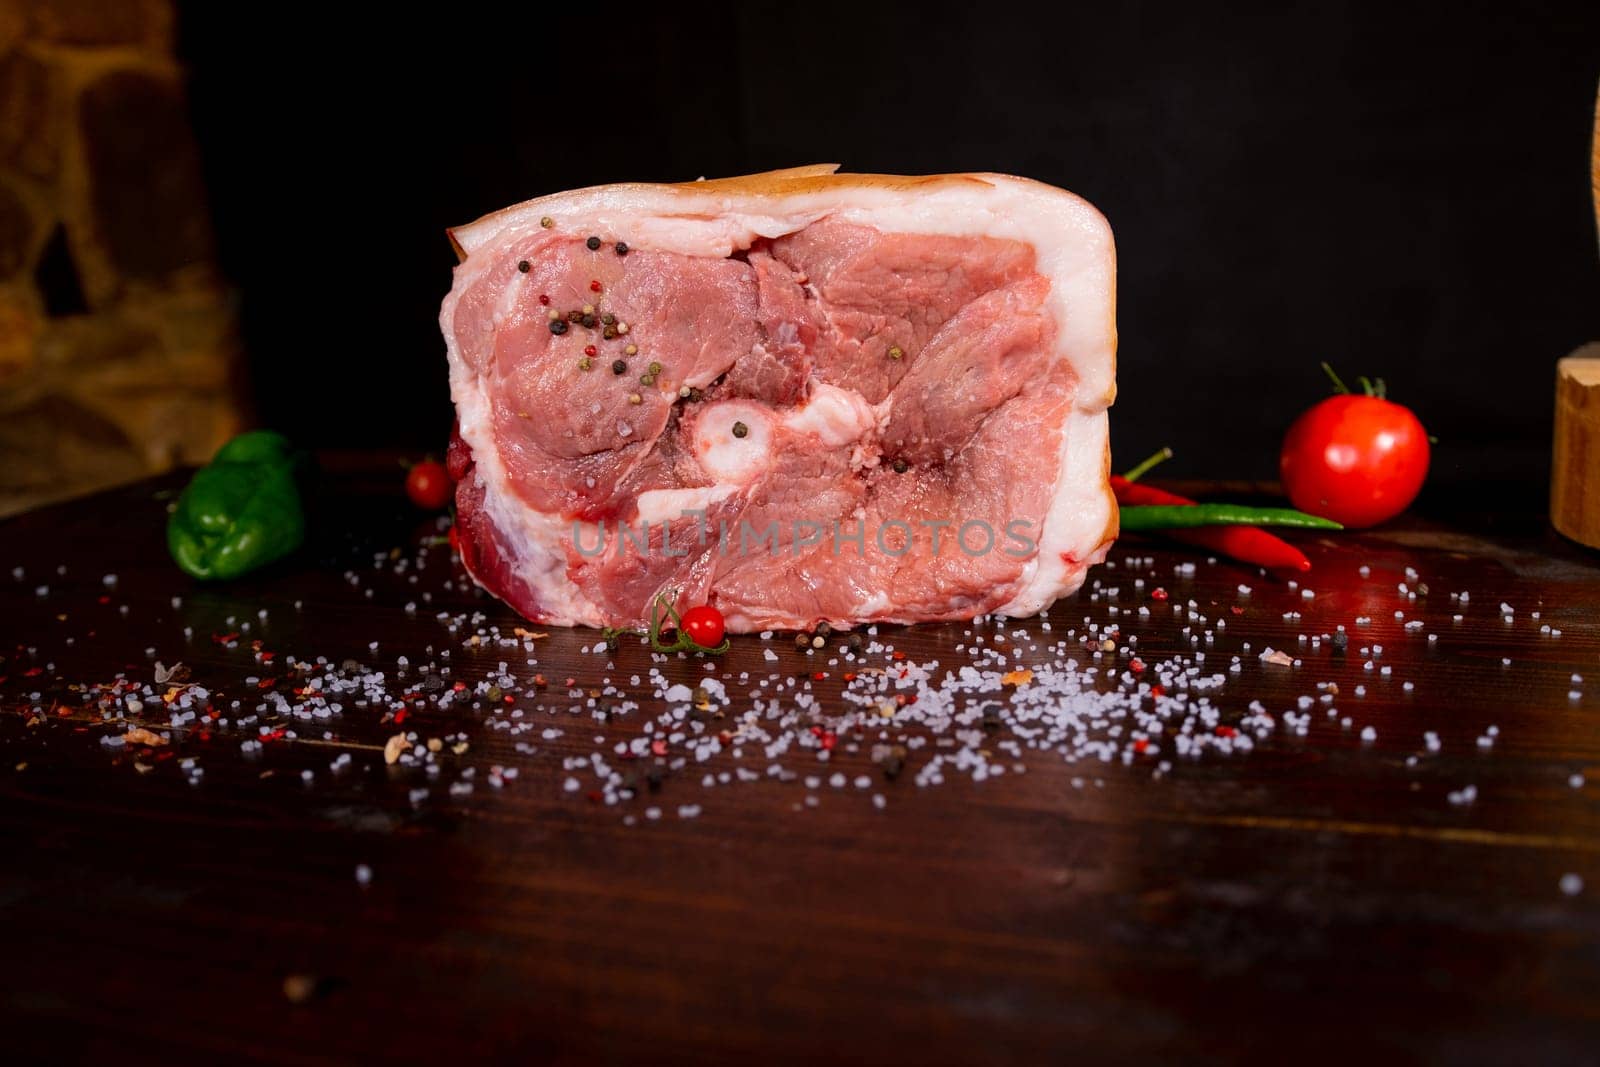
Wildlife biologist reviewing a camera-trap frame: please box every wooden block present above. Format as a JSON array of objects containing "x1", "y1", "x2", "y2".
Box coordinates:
[{"x1": 1553, "y1": 343, "x2": 1600, "y2": 549}]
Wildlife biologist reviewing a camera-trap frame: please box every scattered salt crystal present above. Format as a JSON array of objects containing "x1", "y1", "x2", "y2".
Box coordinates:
[{"x1": 1560, "y1": 873, "x2": 1583, "y2": 897}]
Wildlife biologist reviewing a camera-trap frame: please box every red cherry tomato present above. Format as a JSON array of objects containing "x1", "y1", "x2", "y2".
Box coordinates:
[
  {"x1": 1279, "y1": 395, "x2": 1429, "y2": 528},
  {"x1": 680, "y1": 605, "x2": 726, "y2": 648},
  {"x1": 406, "y1": 460, "x2": 451, "y2": 510}
]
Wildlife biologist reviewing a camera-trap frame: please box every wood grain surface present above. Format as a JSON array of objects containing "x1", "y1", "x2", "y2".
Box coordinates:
[{"x1": 3, "y1": 461, "x2": 1599, "y2": 1064}]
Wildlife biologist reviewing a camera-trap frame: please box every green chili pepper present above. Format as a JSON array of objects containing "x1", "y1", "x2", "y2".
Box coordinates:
[
  {"x1": 1119, "y1": 505, "x2": 1342, "y2": 531},
  {"x1": 167, "y1": 430, "x2": 307, "y2": 580}
]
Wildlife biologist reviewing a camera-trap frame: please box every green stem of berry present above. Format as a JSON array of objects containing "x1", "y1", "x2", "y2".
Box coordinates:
[{"x1": 1321, "y1": 361, "x2": 1351, "y2": 395}]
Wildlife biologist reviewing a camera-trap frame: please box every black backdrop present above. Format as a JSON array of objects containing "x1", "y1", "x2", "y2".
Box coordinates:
[{"x1": 177, "y1": 2, "x2": 1600, "y2": 502}]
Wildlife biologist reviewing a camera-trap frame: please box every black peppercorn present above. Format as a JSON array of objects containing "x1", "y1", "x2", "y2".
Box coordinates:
[
  {"x1": 549, "y1": 320, "x2": 568, "y2": 335},
  {"x1": 586, "y1": 236, "x2": 602, "y2": 251},
  {"x1": 581, "y1": 313, "x2": 597, "y2": 329},
  {"x1": 892, "y1": 458, "x2": 909, "y2": 473},
  {"x1": 731, "y1": 421, "x2": 749, "y2": 439},
  {"x1": 517, "y1": 260, "x2": 530, "y2": 273},
  {"x1": 615, "y1": 242, "x2": 629, "y2": 256},
  {"x1": 612, "y1": 359, "x2": 627, "y2": 375}
]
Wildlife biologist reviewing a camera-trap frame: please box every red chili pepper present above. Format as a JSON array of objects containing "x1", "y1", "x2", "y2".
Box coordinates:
[{"x1": 1111, "y1": 450, "x2": 1312, "y2": 573}]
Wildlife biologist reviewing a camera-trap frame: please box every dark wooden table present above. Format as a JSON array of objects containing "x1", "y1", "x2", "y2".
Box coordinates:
[{"x1": 4, "y1": 463, "x2": 1598, "y2": 1065}]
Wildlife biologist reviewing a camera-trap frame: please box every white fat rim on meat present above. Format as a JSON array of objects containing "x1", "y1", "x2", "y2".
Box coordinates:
[
  {"x1": 443, "y1": 173, "x2": 1116, "y2": 626},
  {"x1": 440, "y1": 242, "x2": 604, "y2": 624}
]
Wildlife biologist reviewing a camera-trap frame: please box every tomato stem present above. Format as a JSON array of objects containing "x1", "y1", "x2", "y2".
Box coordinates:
[
  {"x1": 1321, "y1": 361, "x2": 1351, "y2": 395},
  {"x1": 1121, "y1": 446, "x2": 1174, "y2": 483}
]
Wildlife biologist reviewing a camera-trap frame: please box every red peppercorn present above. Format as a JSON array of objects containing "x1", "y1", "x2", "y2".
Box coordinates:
[
  {"x1": 590, "y1": 280, "x2": 602, "y2": 292},
  {"x1": 538, "y1": 294, "x2": 550, "y2": 305},
  {"x1": 584, "y1": 345, "x2": 597, "y2": 357}
]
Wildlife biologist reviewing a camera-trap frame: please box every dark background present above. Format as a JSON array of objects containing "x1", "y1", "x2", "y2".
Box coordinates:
[{"x1": 177, "y1": 2, "x2": 1600, "y2": 501}]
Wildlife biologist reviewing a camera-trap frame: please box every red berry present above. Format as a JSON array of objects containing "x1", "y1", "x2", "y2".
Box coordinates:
[
  {"x1": 680, "y1": 604, "x2": 725, "y2": 649},
  {"x1": 406, "y1": 460, "x2": 452, "y2": 510},
  {"x1": 1280, "y1": 393, "x2": 1430, "y2": 528}
]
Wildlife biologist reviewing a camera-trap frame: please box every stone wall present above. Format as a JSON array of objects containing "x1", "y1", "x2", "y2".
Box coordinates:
[{"x1": 0, "y1": 0, "x2": 244, "y2": 516}]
